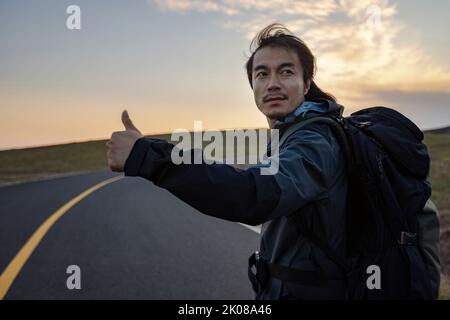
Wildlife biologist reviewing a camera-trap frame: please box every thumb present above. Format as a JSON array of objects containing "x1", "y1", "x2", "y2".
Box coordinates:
[{"x1": 121, "y1": 110, "x2": 140, "y2": 132}]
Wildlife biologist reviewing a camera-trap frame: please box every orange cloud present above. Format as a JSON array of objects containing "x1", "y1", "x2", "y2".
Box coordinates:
[{"x1": 151, "y1": 0, "x2": 450, "y2": 107}]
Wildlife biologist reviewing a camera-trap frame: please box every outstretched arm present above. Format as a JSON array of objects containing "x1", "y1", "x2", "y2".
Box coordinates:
[
  {"x1": 122, "y1": 129, "x2": 335, "y2": 226},
  {"x1": 106, "y1": 111, "x2": 335, "y2": 226}
]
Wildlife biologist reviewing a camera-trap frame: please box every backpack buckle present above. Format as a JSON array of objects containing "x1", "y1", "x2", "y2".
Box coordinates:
[
  {"x1": 354, "y1": 121, "x2": 372, "y2": 128},
  {"x1": 398, "y1": 231, "x2": 418, "y2": 245},
  {"x1": 248, "y1": 251, "x2": 269, "y2": 295}
]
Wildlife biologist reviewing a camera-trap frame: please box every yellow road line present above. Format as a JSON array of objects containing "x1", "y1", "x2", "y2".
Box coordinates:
[{"x1": 0, "y1": 175, "x2": 124, "y2": 299}]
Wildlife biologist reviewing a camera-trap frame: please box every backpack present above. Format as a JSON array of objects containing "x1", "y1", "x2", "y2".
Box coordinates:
[{"x1": 278, "y1": 105, "x2": 441, "y2": 299}]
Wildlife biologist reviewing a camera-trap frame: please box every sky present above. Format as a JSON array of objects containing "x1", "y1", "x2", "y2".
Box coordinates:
[{"x1": 1, "y1": 0, "x2": 450, "y2": 150}]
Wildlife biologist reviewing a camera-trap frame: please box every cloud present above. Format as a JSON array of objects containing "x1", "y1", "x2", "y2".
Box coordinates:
[
  {"x1": 151, "y1": 0, "x2": 340, "y2": 17},
  {"x1": 150, "y1": 0, "x2": 450, "y2": 107},
  {"x1": 152, "y1": 0, "x2": 239, "y2": 15}
]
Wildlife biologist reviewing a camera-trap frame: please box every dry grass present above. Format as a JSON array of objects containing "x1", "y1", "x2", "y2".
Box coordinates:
[
  {"x1": 424, "y1": 132, "x2": 450, "y2": 299},
  {"x1": 0, "y1": 134, "x2": 172, "y2": 185}
]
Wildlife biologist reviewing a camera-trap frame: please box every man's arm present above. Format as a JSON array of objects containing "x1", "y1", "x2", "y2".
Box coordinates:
[{"x1": 123, "y1": 128, "x2": 335, "y2": 226}]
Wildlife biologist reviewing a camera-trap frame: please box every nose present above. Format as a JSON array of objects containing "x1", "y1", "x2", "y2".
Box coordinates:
[{"x1": 267, "y1": 74, "x2": 281, "y2": 92}]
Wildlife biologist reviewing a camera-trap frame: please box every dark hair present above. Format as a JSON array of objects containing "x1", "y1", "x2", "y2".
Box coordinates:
[{"x1": 245, "y1": 23, "x2": 336, "y2": 102}]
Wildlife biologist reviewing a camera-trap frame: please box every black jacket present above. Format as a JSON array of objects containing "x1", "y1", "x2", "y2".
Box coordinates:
[{"x1": 124, "y1": 100, "x2": 348, "y2": 299}]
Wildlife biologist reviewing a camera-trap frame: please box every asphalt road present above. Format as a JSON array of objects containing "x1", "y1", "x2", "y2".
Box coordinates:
[{"x1": 0, "y1": 170, "x2": 260, "y2": 299}]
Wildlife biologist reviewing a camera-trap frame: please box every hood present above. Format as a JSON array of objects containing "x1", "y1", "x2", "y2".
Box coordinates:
[{"x1": 274, "y1": 99, "x2": 344, "y2": 129}]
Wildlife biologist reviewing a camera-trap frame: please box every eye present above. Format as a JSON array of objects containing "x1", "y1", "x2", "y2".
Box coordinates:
[
  {"x1": 255, "y1": 71, "x2": 267, "y2": 78},
  {"x1": 281, "y1": 69, "x2": 294, "y2": 75}
]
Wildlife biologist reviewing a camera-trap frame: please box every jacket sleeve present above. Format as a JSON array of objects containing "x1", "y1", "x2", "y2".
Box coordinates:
[{"x1": 124, "y1": 129, "x2": 337, "y2": 225}]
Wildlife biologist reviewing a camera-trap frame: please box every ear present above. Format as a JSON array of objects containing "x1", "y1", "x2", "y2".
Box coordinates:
[{"x1": 304, "y1": 79, "x2": 311, "y2": 95}]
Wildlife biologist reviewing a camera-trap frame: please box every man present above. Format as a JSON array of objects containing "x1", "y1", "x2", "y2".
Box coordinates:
[{"x1": 106, "y1": 23, "x2": 348, "y2": 299}]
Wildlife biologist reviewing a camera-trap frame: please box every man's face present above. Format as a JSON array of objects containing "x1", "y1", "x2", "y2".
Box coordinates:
[{"x1": 252, "y1": 46, "x2": 310, "y2": 123}]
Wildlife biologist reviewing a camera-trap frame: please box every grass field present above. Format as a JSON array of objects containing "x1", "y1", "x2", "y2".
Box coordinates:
[
  {"x1": 0, "y1": 134, "x2": 171, "y2": 185},
  {"x1": 1, "y1": 128, "x2": 449, "y2": 298},
  {"x1": 424, "y1": 131, "x2": 450, "y2": 299}
]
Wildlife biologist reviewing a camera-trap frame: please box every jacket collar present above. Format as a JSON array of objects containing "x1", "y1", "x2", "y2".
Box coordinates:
[{"x1": 274, "y1": 99, "x2": 344, "y2": 130}]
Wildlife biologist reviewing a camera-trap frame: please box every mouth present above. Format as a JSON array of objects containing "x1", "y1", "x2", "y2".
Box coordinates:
[{"x1": 264, "y1": 95, "x2": 287, "y2": 103}]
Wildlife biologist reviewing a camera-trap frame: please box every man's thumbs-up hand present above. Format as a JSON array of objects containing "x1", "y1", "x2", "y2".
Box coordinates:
[
  {"x1": 122, "y1": 110, "x2": 141, "y2": 133},
  {"x1": 106, "y1": 110, "x2": 144, "y2": 172}
]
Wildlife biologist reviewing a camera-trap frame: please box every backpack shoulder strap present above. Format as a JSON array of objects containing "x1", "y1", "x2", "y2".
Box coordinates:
[
  {"x1": 280, "y1": 115, "x2": 354, "y2": 272},
  {"x1": 279, "y1": 116, "x2": 353, "y2": 173},
  {"x1": 278, "y1": 117, "x2": 325, "y2": 147}
]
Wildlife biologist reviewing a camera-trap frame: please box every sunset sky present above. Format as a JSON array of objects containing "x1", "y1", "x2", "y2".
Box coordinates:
[{"x1": 1, "y1": 0, "x2": 450, "y2": 150}]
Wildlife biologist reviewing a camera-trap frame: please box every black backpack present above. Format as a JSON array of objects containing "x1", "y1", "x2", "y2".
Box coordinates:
[{"x1": 278, "y1": 106, "x2": 441, "y2": 299}]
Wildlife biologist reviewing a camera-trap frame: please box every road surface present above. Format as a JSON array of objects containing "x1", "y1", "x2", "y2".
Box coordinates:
[{"x1": 0, "y1": 170, "x2": 260, "y2": 299}]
